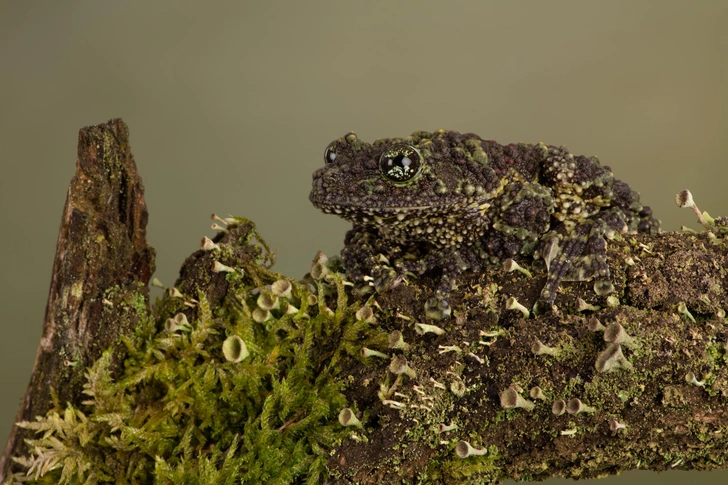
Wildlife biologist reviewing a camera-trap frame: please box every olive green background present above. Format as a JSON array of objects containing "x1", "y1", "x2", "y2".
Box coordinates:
[{"x1": 1, "y1": 1, "x2": 727, "y2": 483}]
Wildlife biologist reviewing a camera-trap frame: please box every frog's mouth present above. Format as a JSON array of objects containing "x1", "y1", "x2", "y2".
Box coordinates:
[{"x1": 312, "y1": 200, "x2": 468, "y2": 227}]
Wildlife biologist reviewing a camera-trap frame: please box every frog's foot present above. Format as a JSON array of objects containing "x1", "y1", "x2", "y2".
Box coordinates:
[
  {"x1": 371, "y1": 265, "x2": 408, "y2": 293},
  {"x1": 423, "y1": 275, "x2": 456, "y2": 319},
  {"x1": 341, "y1": 226, "x2": 404, "y2": 294},
  {"x1": 535, "y1": 211, "x2": 625, "y2": 311},
  {"x1": 369, "y1": 245, "x2": 433, "y2": 293},
  {"x1": 425, "y1": 297, "x2": 451, "y2": 320},
  {"x1": 421, "y1": 249, "x2": 476, "y2": 320}
]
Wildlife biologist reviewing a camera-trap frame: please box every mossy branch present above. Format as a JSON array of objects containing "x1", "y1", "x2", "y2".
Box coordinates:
[
  {"x1": 327, "y1": 213, "x2": 728, "y2": 484},
  {"x1": 2, "y1": 119, "x2": 728, "y2": 484}
]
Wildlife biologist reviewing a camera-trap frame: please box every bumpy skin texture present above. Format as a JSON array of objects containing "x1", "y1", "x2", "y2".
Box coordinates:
[{"x1": 310, "y1": 130, "x2": 659, "y2": 317}]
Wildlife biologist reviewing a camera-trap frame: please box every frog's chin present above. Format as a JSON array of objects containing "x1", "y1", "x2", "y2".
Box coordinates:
[{"x1": 315, "y1": 202, "x2": 454, "y2": 226}]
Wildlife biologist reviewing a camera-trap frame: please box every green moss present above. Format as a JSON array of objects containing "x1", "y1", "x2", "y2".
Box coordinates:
[
  {"x1": 6, "y1": 218, "x2": 381, "y2": 485},
  {"x1": 706, "y1": 341, "x2": 728, "y2": 367},
  {"x1": 442, "y1": 444, "x2": 501, "y2": 483}
]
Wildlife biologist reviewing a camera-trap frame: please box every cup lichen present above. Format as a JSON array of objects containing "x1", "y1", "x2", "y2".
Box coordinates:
[
  {"x1": 685, "y1": 371, "x2": 705, "y2": 387},
  {"x1": 338, "y1": 408, "x2": 363, "y2": 429},
  {"x1": 587, "y1": 316, "x2": 606, "y2": 332},
  {"x1": 566, "y1": 398, "x2": 596, "y2": 414},
  {"x1": 455, "y1": 440, "x2": 488, "y2": 459},
  {"x1": 532, "y1": 338, "x2": 559, "y2": 357},
  {"x1": 503, "y1": 258, "x2": 532, "y2": 278},
  {"x1": 603, "y1": 322, "x2": 639, "y2": 350},
  {"x1": 500, "y1": 387, "x2": 535, "y2": 411},
  {"x1": 415, "y1": 322, "x2": 446, "y2": 336},
  {"x1": 270, "y1": 278, "x2": 293, "y2": 299},
  {"x1": 389, "y1": 355, "x2": 416, "y2": 379},
  {"x1": 576, "y1": 297, "x2": 599, "y2": 313},
  {"x1": 529, "y1": 386, "x2": 547, "y2": 401},
  {"x1": 360, "y1": 347, "x2": 388, "y2": 359},
  {"x1": 450, "y1": 380, "x2": 467, "y2": 398},
  {"x1": 552, "y1": 399, "x2": 566, "y2": 416},
  {"x1": 506, "y1": 296, "x2": 530, "y2": 318},
  {"x1": 609, "y1": 418, "x2": 627, "y2": 431},
  {"x1": 388, "y1": 330, "x2": 410, "y2": 351},
  {"x1": 677, "y1": 301, "x2": 696, "y2": 323},
  {"x1": 222, "y1": 334, "x2": 249, "y2": 362},
  {"x1": 595, "y1": 343, "x2": 633, "y2": 373}
]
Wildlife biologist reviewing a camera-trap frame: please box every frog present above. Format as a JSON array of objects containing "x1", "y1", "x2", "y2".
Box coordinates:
[{"x1": 309, "y1": 130, "x2": 659, "y2": 319}]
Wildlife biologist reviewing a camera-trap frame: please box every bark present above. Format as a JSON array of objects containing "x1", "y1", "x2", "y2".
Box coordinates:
[
  {"x1": 0, "y1": 119, "x2": 155, "y2": 481},
  {"x1": 327, "y1": 230, "x2": 728, "y2": 484}
]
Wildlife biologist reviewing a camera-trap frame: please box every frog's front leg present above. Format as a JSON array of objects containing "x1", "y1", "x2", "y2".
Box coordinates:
[
  {"x1": 352, "y1": 242, "x2": 473, "y2": 320},
  {"x1": 341, "y1": 226, "x2": 395, "y2": 294},
  {"x1": 342, "y1": 225, "x2": 479, "y2": 319},
  {"x1": 410, "y1": 246, "x2": 480, "y2": 320}
]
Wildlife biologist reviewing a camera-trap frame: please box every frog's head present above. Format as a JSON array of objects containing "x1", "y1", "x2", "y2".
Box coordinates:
[{"x1": 309, "y1": 130, "x2": 502, "y2": 229}]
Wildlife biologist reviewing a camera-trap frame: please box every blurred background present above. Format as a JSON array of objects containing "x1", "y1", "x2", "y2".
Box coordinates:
[{"x1": 1, "y1": 1, "x2": 727, "y2": 483}]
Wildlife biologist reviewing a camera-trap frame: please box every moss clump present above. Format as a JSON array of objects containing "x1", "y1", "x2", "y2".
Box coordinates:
[{"x1": 5, "y1": 217, "x2": 383, "y2": 485}]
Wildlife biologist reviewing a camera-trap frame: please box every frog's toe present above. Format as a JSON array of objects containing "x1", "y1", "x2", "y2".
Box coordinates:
[
  {"x1": 352, "y1": 280, "x2": 375, "y2": 296},
  {"x1": 425, "y1": 297, "x2": 451, "y2": 320},
  {"x1": 373, "y1": 267, "x2": 399, "y2": 293},
  {"x1": 537, "y1": 282, "x2": 558, "y2": 307}
]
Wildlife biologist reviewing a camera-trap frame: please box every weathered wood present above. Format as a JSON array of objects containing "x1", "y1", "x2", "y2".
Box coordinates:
[{"x1": 0, "y1": 119, "x2": 155, "y2": 481}]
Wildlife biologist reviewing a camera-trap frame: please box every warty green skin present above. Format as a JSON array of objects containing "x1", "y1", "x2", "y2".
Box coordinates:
[{"x1": 310, "y1": 130, "x2": 659, "y2": 316}]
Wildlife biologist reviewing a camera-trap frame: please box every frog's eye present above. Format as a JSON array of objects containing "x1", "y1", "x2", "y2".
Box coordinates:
[
  {"x1": 323, "y1": 143, "x2": 337, "y2": 164},
  {"x1": 379, "y1": 144, "x2": 423, "y2": 183}
]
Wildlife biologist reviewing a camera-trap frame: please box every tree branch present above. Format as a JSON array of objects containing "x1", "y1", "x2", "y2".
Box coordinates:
[
  {"x1": 328, "y1": 229, "x2": 728, "y2": 483},
  {"x1": 3, "y1": 119, "x2": 727, "y2": 484}
]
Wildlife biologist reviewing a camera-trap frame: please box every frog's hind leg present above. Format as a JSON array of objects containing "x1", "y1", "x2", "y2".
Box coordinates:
[{"x1": 537, "y1": 208, "x2": 627, "y2": 308}]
